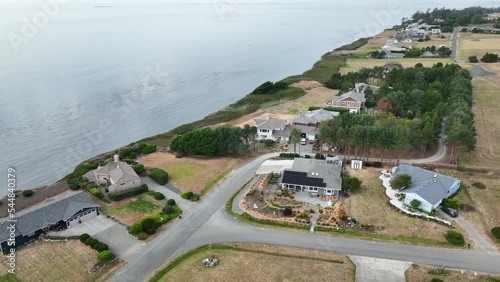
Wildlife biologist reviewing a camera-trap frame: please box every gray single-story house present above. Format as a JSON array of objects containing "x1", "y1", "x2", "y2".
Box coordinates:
[
  {"x1": 280, "y1": 157, "x2": 342, "y2": 197},
  {"x1": 0, "y1": 191, "x2": 99, "y2": 251},
  {"x1": 391, "y1": 164, "x2": 461, "y2": 212},
  {"x1": 91, "y1": 155, "x2": 141, "y2": 193}
]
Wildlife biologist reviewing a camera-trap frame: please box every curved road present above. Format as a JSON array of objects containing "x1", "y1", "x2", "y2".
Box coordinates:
[{"x1": 110, "y1": 153, "x2": 500, "y2": 282}]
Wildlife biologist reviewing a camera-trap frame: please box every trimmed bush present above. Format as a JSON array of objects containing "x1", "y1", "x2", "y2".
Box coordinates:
[
  {"x1": 89, "y1": 188, "x2": 103, "y2": 199},
  {"x1": 190, "y1": 194, "x2": 200, "y2": 201},
  {"x1": 279, "y1": 153, "x2": 300, "y2": 159},
  {"x1": 491, "y1": 227, "x2": 500, "y2": 241},
  {"x1": 151, "y1": 191, "x2": 165, "y2": 200},
  {"x1": 390, "y1": 174, "x2": 412, "y2": 189},
  {"x1": 314, "y1": 153, "x2": 325, "y2": 160},
  {"x1": 128, "y1": 222, "x2": 144, "y2": 235},
  {"x1": 150, "y1": 168, "x2": 169, "y2": 185},
  {"x1": 108, "y1": 184, "x2": 149, "y2": 201},
  {"x1": 95, "y1": 242, "x2": 109, "y2": 252},
  {"x1": 167, "y1": 199, "x2": 176, "y2": 206},
  {"x1": 22, "y1": 190, "x2": 34, "y2": 197},
  {"x1": 137, "y1": 232, "x2": 149, "y2": 241},
  {"x1": 141, "y1": 216, "x2": 161, "y2": 234},
  {"x1": 133, "y1": 163, "x2": 145, "y2": 174},
  {"x1": 444, "y1": 230, "x2": 465, "y2": 246},
  {"x1": 97, "y1": 250, "x2": 116, "y2": 262},
  {"x1": 163, "y1": 205, "x2": 174, "y2": 215},
  {"x1": 442, "y1": 198, "x2": 460, "y2": 210},
  {"x1": 181, "y1": 191, "x2": 193, "y2": 199},
  {"x1": 410, "y1": 199, "x2": 421, "y2": 209},
  {"x1": 79, "y1": 233, "x2": 90, "y2": 242}
]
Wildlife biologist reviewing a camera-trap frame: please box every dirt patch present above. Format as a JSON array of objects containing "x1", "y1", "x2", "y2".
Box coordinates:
[
  {"x1": 159, "y1": 243, "x2": 355, "y2": 282},
  {"x1": 138, "y1": 152, "x2": 242, "y2": 194},
  {"x1": 221, "y1": 80, "x2": 338, "y2": 128},
  {"x1": 0, "y1": 240, "x2": 121, "y2": 282},
  {"x1": 342, "y1": 167, "x2": 467, "y2": 244},
  {"x1": 406, "y1": 264, "x2": 500, "y2": 282}
]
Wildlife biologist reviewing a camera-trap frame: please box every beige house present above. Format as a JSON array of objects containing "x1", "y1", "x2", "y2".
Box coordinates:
[{"x1": 94, "y1": 155, "x2": 141, "y2": 193}]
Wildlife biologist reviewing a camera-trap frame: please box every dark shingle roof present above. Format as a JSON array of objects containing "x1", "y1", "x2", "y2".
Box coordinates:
[
  {"x1": 282, "y1": 171, "x2": 326, "y2": 187},
  {"x1": 0, "y1": 192, "x2": 99, "y2": 243}
]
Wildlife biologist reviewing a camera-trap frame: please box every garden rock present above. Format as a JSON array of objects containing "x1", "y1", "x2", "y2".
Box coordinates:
[{"x1": 202, "y1": 257, "x2": 219, "y2": 267}]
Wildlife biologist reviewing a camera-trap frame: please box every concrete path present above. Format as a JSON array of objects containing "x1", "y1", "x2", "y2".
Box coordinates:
[
  {"x1": 49, "y1": 214, "x2": 143, "y2": 260},
  {"x1": 349, "y1": 255, "x2": 412, "y2": 282},
  {"x1": 232, "y1": 176, "x2": 257, "y2": 215},
  {"x1": 470, "y1": 64, "x2": 497, "y2": 78},
  {"x1": 141, "y1": 177, "x2": 196, "y2": 212}
]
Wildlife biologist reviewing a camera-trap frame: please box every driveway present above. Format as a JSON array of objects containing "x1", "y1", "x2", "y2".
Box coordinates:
[{"x1": 49, "y1": 214, "x2": 143, "y2": 260}]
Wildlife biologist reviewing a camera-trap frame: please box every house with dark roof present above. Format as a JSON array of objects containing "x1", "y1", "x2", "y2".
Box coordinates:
[
  {"x1": 0, "y1": 191, "x2": 99, "y2": 251},
  {"x1": 254, "y1": 117, "x2": 288, "y2": 142},
  {"x1": 292, "y1": 109, "x2": 339, "y2": 128},
  {"x1": 89, "y1": 154, "x2": 141, "y2": 193},
  {"x1": 280, "y1": 157, "x2": 342, "y2": 197},
  {"x1": 326, "y1": 91, "x2": 366, "y2": 113},
  {"x1": 391, "y1": 164, "x2": 461, "y2": 212}
]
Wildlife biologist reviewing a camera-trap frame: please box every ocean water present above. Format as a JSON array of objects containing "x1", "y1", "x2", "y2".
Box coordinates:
[{"x1": 0, "y1": 0, "x2": 497, "y2": 196}]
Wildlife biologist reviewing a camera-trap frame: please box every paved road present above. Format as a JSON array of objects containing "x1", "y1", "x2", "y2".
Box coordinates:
[
  {"x1": 110, "y1": 152, "x2": 500, "y2": 282},
  {"x1": 450, "y1": 28, "x2": 458, "y2": 61}
]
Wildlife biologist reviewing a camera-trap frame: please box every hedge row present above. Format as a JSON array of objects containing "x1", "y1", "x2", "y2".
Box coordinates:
[
  {"x1": 150, "y1": 168, "x2": 169, "y2": 185},
  {"x1": 148, "y1": 191, "x2": 165, "y2": 200},
  {"x1": 79, "y1": 233, "x2": 109, "y2": 252},
  {"x1": 444, "y1": 230, "x2": 465, "y2": 246},
  {"x1": 108, "y1": 184, "x2": 149, "y2": 201}
]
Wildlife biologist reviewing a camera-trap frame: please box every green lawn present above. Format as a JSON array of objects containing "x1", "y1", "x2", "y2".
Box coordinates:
[
  {"x1": 104, "y1": 195, "x2": 161, "y2": 216},
  {"x1": 167, "y1": 162, "x2": 207, "y2": 187}
]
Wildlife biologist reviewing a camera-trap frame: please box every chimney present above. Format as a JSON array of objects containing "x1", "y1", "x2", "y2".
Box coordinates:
[{"x1": 114, "y1": 154, "x2": 120, "y2": 162}]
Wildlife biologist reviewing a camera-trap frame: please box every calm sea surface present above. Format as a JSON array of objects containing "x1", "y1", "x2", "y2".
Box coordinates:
[{"x1": 0, "y1": 0, "x2": 496, "y2": 196}]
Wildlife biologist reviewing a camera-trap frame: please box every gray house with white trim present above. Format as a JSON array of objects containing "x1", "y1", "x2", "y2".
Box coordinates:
[
  {"x1": 0, "y1": 191, "x2": 99, "y2": 251},
  {"x1": 92, "y1": 155, "x2": 141, "y2": 193},
  {"x1": 281, "y1": 157, "x2": 342, "y2": 197},
  {"x1": 391, "y1": 164, "x2": 461, "y2": 212}
]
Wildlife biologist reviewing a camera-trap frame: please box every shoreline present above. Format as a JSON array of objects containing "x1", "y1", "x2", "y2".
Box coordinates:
[{"x1": 0, "y1": 26, "x2": 401, "y2": 210}]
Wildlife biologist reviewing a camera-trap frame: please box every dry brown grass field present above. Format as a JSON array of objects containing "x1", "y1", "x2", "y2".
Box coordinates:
[
  {"x1": 342, "y1": 167, "x2": 469, "y2": 245},
  {"x1": 157, "y1": 243, "x2": 355, "y2": 282},
  {"x1": 0, "y1": 240, "x2": 121, "y2": 282},
  {"x1": 139, "y1": 152, "x2": 241, "y2": 194},
  {"x1": 406, "y1": 264, "x2": 500, "y2": 282},
  {"x1": 457, "y1": 33, "x2": 500, "y2": 61},
  {"x1": 340, "y1": 58, "x2": 454, "y2": 74}
]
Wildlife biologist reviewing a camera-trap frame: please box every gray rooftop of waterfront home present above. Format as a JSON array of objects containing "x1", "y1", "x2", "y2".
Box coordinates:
[
  {"x1": 283, "y1": 158, "x2": 342, "y2": 190},
  {"x1": 292, "y1": 109, "x2": 339, "y2": 125},
  {"x1": 392, "y1": 164, "x2": 460, "y2": 205},
  {"x1": 254, "y1": 117, "x2": 287, "y2": 131},
  {"x1": 0, "y1": 192, "x2": 99, "y2": 243},
  {"x1": 95, "y1": 161, "x2": 140, "y2": 183},
  {"x1": 333, "y1": 91, "x2": 366, "y2": 103}
]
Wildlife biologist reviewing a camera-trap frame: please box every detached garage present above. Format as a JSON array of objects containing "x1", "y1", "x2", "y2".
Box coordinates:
[{"x1": 0, "y1": 191, "x2": 99, "y2": 251}]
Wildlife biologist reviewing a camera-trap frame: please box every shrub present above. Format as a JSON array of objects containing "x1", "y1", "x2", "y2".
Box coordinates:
[
  {"x1": 89, "y1": 188, "x2": 103, "y2": 199},
  {"x1": 373, "y1": 162, "x2": 382, "y2": 168},
  {"x1": 480, "y1": 52, "x2": 500, "y2": 63},
  {"x1": 308, "y1": 106, "x2": 321, "y2": 111},
  {"x1": 167, "y1": 199, "x2": 176, "y2": 206},
  {"x1": 139, "y1": 143, "x2": 157, "y2": 154},
  {"x1": 442, "y1": 198, "x2": 460, "y2": 210},
  {"x1": 491, "y1": 227, "x2": 500, "y2": 240},
  {"x1": 314, "y1": 153, "x2": 325, "y2": 160},
  {"x1": 119, "y1": 147, "x2": 138, "y2": 159},
  {"x1": 444, "y1": 230, "x2": 465, "y2": 246},
  {"x1": 472, "y1": 182, "x2": 486, "y2": 189},
  {"x1": 181, "y1": 191, "x2": 193, "y2": 199},
  {"x1": 163, "y1": 205, "x2": 174, "y2": 215},
  {"x1": 410, "y1": 199, "x2": 421, "y2": 209},
  {"x1": 22, "y1": 190, "x2": 33, "y2": 197},
  {"x1": 79, "y1": 233, "x2": 90, "y2": 242},
  {"x1": 108, "y1": 184, "x2": 149, "y2": 201},
  {"x1": 283, "y1": 208, "x2": 293, "y2": 216},
  {"x1": 468, "y1": 55, "x2": 479, "y2": 63},
  {"x1": 84, "y1": 237, "x2": 97, "y2": 246},
  {"x1": 342, "y1": 174, "x2": 362, "y2": 193},
  {"x1": 137, "y1": 232, "x2": 149, "y2": 241},
  {"x1": 141, "y1": 216, "x2": 161, "y2": 234},
  {"x1": 279, "y1": 153, "x2": 300, "y2": 159},
  {"x1": 190, "y1": 194, "x2": 200, "y2": 201},
  {"x1": 94, "y1": 242, "x2": 108, "y2": 252},
  {"x1": 150, "y1": 168, "x2": 169, "y2": 185},
  {"x1": 149, "y1": 191, "x2": 165, "y2": 200},
  {"x1": 390, "y1": 174, "x2": 412, "y2": 189},
  {"x1": 133, "y1": 163, "x2": 145, "y2": 174},
  {"x1": 97, "y1": 250, "x2": 116, "y2": 262},
  {"x1": 304, "y1": 154, "x2": 311, "y2": 159},
  {"x1": 128, "y1": 222, "x2": 143, "y2": 235}
]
